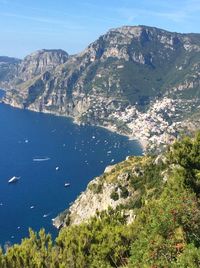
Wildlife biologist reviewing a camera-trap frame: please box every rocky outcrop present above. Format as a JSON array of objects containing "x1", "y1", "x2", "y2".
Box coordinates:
[
  {"x1": 52, "y1": 163, "x2": 133, "y2": 228},
  {"x1": 52, "y1": 154, "x2": 166, "y2": 229},
  {"x1": 17, "y1": 49, "x2": 69, "y2": 82}
]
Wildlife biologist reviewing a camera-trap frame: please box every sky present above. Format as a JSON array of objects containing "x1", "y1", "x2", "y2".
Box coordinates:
[{"x1": 0, "y1": 0, "x2": 200, "y2": 58}]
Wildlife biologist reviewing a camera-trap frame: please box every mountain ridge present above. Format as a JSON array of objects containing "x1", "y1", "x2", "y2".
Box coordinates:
[{"x1": 1, "y1": 25, "x2": 200, "y2": 152}]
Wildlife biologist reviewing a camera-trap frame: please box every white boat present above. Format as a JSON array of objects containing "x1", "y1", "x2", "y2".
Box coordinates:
[
  {"x1": 8, "y1": 176, "x2": 20, "y2": 183},
  {"x1": 33, "y1": 157, "x2": 50, "y2": 162},
  {"x1": 43, "y1": 213, "x2": 51, "y2": 218},
  {"x1": 64, "y1": 183, "x2": 70, "y2": 187}
]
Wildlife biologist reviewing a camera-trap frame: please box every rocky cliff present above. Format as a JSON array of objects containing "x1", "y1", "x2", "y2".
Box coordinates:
[
  {"x1": 53, "y1": 154, "x2": 166, "y2": 229},
  {"x1": 1, "y1": 25, "x2": 200, "y2": 151},
  {"x1": 16, "y1": 49, "x2": 69, "y2": 82}
]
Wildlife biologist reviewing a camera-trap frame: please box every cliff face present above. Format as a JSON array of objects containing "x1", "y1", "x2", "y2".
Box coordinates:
[
  {"x1": 3, "y1": 49, "x2": 69, "y2": 86},
  {"x1": 1, "y1": 25, "x2": 200, "y2": 151},
  {"x1": 53, "y1": 154, "x2": 166, "y2": 229},
  {"x1": 16, "y1": 49, "x2": 69, "y2": 82}
]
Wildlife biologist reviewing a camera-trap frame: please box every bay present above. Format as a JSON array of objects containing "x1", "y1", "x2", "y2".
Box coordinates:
[{"x1": 0, "y1": 99, "x2": 142, "y2": 246}]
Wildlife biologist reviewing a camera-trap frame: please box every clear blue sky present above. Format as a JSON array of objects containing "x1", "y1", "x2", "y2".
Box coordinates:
[{"x1": 0, "y1": 0, "x2": 200, "y2": 58}]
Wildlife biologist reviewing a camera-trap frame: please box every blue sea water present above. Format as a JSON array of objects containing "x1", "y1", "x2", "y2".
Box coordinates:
[{"x1": 0, "y1": 92, "x2": 142, "y2": 246}]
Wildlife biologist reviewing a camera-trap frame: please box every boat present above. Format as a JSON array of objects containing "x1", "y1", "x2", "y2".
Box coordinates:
[
  {"x1": 8, "y1": 176, "x2": 20, "y2": 183},
  {"x1": 64, "y1": 183, "x2": 70, "y2": 187},
  {"x1": 43, "y1": 212, "x2": 51, "y2": 218},
  {"x1": 33, "y1": 157, "x2": 50, "y2": 162}
]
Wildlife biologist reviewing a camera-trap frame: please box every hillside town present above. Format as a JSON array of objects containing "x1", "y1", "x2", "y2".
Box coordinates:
[{"x1": 81, "y1": 94, "x2": 198, "y2": 153}]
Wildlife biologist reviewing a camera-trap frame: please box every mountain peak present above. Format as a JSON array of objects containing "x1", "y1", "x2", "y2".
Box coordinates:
[
  {"x1": 23, "y1": 49, "x2": 69, "y2": 61},
  {"x1": 108, "y1": 25, "x2": 163, "y2": 34},
  {"x1": 18, "y1": 49, "x2": 69, "y2": 81}
]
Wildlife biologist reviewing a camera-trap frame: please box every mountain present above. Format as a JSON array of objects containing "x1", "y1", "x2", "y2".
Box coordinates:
[
  {"x1": 0, "y1": 49, "x2": 69, "y2": 87},
  {"x1": 1, "y1": 25, "x2": 200, "y2": 152},
  {"x1": 1, "y1": 132, "x2": 200, "y2": 267},
  {"x1": 0, "y1": 56, "x2": 21, "y2": 84},
  {"x1": 15, "y1": 49, "x2": 69, "y2": 82}
]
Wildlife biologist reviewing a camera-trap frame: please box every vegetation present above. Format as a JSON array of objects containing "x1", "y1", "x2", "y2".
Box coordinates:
[
  {"x1": 110, "y1": 190, "x2": 119, "y2": 201},
  {"x1": 88, "y1": 181, "x2": 103, "y2": 194},
  {"x1": 2, "y1": 132, "x2": 200, "y2": 267}
]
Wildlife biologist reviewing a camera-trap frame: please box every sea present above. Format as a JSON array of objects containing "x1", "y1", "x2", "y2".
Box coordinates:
[{"x1": 0, "y1": 89, "x2": 142, "y2": 246}]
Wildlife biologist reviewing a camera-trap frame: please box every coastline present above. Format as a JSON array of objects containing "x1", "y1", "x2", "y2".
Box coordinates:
[
  {"x1": 94, "y1": 123, "x2": 145, "y2": 151},
  {"x1": 0, "y1": 99, "x2": 145, "y2": 152},
  {"x1": 0, "y1": 100, "x2": 141, "y2": 244}
]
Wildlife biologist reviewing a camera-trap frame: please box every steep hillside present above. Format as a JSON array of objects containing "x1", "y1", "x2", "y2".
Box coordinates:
[
  {"x1": 1, "y1": 26, "x2": 200, "y2": 151},
  {"x1": 1, "y1": 133, "x2": 200, "y2": 267},
  {"x1": 53, "y1": 154, "x2": 166, "y2": 229}
]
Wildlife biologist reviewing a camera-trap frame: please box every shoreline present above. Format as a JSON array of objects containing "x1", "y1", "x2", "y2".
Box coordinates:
[
  {"x1": 94, "y1": 123, "x2": 145, "y2": 151},
  {"x1": 0, "y1": 100, "x2": 145, "y2": 152}
]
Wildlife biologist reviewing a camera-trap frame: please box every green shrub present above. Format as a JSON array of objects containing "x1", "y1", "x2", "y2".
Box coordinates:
[
  {"x1": 110, "y1": 191, "x2": 119, "y2": 201},
  {"x1": 119, "y1": 186, "x2": 129, "y2": 199}
]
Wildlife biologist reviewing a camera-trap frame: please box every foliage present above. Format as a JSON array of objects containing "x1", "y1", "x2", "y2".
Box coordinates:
[
  {"x1": 88, "y1": 181, "x2": 103, "y2": 194},
  {"x1": 110, "y1": 190, "x2": 119, "y2": 201},
  {"x1": 119, "y1": 185, "x2": 129, "y2": 199},
  {"x1": 55, "y1": 209, "x2": 131, "y2": 267},
  {"x1": 167, "y1": 131, "x2": 200, "y2": 194},
  {"x1": 3, "y1": 229, "x2": 53, "y2": 268}
]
